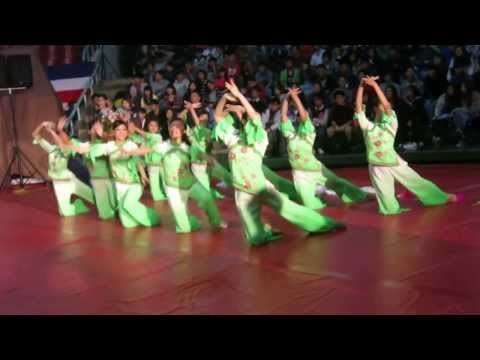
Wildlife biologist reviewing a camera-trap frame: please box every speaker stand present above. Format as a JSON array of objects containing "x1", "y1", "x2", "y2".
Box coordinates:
[{"x1": 0, "y1": 87, "x2": 48, "y2": 191}]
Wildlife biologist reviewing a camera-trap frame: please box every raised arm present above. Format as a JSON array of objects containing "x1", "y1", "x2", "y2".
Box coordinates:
[
  {"x1": 288, "y1": 88, "x2": 308, "y2": 121},
  {"x1": 214, "y1": 94, "x2": 229, "y2": 123},
  {"x1": 281, "y1": 95, "x2": 289, "y2": 123},
  {"x1": 355, "y1": 79, "x2": 365, "y2": 114},
  {"x1": 184, "y1": 101, "x2": 203, "y2": 127},
  {"x1": 56, "y1": 116, "x2": 69, "y2": 141},
  {"x1": 364, "y1": 76, "x2": 392, "y2": 115},
  {"x1": 225, "y1": 79, "x2": 258, "y2": 120},
  {"x1": 32, "y1": 122, "x2": 47, "y2": 140},
  {"x1": 46, "y1": 127, "x2": 69, "y2": 150}
]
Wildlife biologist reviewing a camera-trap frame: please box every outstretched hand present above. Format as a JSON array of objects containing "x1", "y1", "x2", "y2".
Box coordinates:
[
  {"x1": 363, "y1": 76, "x2": 380, "y2": 87},
  {"x1": 288, "y1": 87, "x2": 302, "y2": 98},
  {"x1": 223, "y1": 93, "x2": 238, "y2": 102},
  {"x1": 57, "y1": 116, "x2": 67, "y2": 131},
  {"x1": 225, "y1": 79, "x2": 241, "y2": 97},
  {"x1": 184, "y1": 101, "x2": 201, "y2": 111}
]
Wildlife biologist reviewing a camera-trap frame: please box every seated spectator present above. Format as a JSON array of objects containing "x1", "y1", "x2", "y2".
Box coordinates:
[
  {"x1": 396, "y1": 85, "x2": 429, "y2": 151},
  {"x1": 116, "y1": 98, "x2": 134, "y2": 122},
  {"x1": 185, "y1": 61, "x2": 196, "y2": 81},
  {"x1": 464, "y1": 90, "x2": 480, "y2": 145},
  {"x1": 163, "y1": 63, "x2": 176, "y2": 83},
  {"x1": 400, "y1": 66, "x2": 424, "y2": 98},
  {"x1": 248, "y1": 86, "x2": 268, "y2": 114},
  {"x1": 146, "y1": 100, "x2": 161, "y2": 123},
  {"x1": 433, "y1": 84, "x2": 463, "y2": 146},
  {"x1": 173, "y1": 72, "x2": 190, "y2": 99},
  {"x1": 279, "y1": 58, "x2": 301, "y2": 88},
  {"x1": 272, "y1": 82, "x2": 287, "y2": 103},
  {"x1": 184, "y1": 82, "x2": 200, "y2": 103},
  {"x1": 308, "y1": 82, "x2": 327, "y2": 108},
  {"x1": 206, "y1": 81, "x2": 218, "y2": 107},
  {"x1": 310, "y1": 94, "x2": 330, "y2": 154},
  {"x1": 163, "y1": 92, "x2": 182, "y2": 111},
  {"x1": 195, "y1": 70, "x2": 209, "y2": 101},
  {"x1": 331, "y1": 75, "x2": 353, "y2": 103},
  {"x1": 133, "y1": 108, "x2": 148, "y2": 130},
  {"x1": 140, "y1": 86, "x2": 158, "y2": 114},
  {"x1": 246, "y1": 79, "x2": 267, "y2": 101},
  {"x1": 314, "y1": 64, "x2": 334, "y2": 94},
  {"x1": 380, "y1": 73, "x2": 401, "y2": 97},
  {"x1": 310, "y1": 46, "x2": 326, "y2": 67},
  {"x1": 149, "y1": 71, "x2": 170, "y2": 97},
  {"x1": 326, "y1": 90, "x2": 354, "y2": 153},
  {"x1": 129, "y1": 74, "x2": 147, "y2": 108},
  {"x1": 261, "y1": 97, "x2": 283, "y2": 156},
  {"x1": 255, "y1": 62, "x2": 274, "y2": 89},
  {"x1": 214, "y1": 69, "x2": 227, "y2": 90},
  {"x1": 207, "y1": 58, "x2": 218, "y2": 81},
  {"x1": 224, "y1": 53, "x2": 241, "y2": 81}
]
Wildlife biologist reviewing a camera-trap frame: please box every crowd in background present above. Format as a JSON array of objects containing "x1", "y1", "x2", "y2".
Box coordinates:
[{"x1": 85, "y1": 45, "x2": 480, "y2": 156}]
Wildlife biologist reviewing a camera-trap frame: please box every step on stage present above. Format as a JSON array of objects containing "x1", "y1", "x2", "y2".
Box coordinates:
[{"x1": 0, "y1": 164, "x2": 479, "y2": 314}]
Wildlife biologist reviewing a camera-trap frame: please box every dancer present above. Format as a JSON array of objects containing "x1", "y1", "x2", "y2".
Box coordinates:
[
  {"x1": 214, "y1": 80, "x2": 343, "y2": 246},
  {"x1": 179, "y1": 96, "x2": 231, "y2": 200},
  {"x1": 32, "y1": 121, "x2": 95, "y2": 217},
  {"x1": 73, "y1": 121, "x2": 160, "y2": 228},
  {"x1": 64, "y1": 119, "x2": 117, "y2": 220},
  {"x1": 280, "y1": 87, "x2": 370, "y2": 210},
  {"x1": 128, "y1": 119, "x2": 168, "y2": 201},
  {"x1": 214, "y1": 94, "x2": 302, "y2": 203},
  {"x1": 125, "y1": 119, "x2": 227, "y2": 233},
  {"x1": 355, "y1": 76, "x2": 459, "y2": 215}
]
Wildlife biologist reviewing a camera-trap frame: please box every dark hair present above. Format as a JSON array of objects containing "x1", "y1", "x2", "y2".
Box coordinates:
[
  {"x1": 146, "y1": 118, "x2": 159, "y2": 128},
  {"x1": 138, "y1": 108, "x2": 147, "y2": 114},
  {"x1": 333, "y1": 90, "x2": 346, "y2": 98},
  {"x1": 270, "y1": 97, "x2": 281, "y2": 105},
  {"x1": 169, "y1": 119, "x2": 185, "y2": 129},
  {"x1": 113, "y1": 120, "x2": 127, "y2": 130}
]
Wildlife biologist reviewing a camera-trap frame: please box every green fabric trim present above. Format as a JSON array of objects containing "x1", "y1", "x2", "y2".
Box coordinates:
[
  {"x1": 241, "y1": 116, "x2": 266, "y2": 145},
  {"x1": 279, "y1": 119, "x2": 295, "y2": 134},
  {"x1": 212, "y1": 114, "x2": 235, "y2": 141},
  {"x1": 297, "y1": 117, "x2": 315, "y2": 137}
]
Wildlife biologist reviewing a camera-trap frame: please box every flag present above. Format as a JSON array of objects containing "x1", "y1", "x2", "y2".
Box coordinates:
[{"x1": 46, "y1": 62, "x2": 95, "y2": 103}]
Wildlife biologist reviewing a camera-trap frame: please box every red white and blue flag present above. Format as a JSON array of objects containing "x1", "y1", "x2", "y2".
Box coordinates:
[{"x1": 46, "y1": 62, "x2": 95, "y2": 103}]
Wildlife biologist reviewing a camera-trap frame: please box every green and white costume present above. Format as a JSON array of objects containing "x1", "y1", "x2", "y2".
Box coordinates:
[
  {"x1": 72, "y1": 139, "x2": 117, "y2": 220},
  {"x1": 34, "y1": 138, "x2": 94, "y2": 217},
  {"x1": 214, "y1": 114, "x2": 341, "y2": 245},
  {"x1": 184, "y1": 122, "x2": 231, "y2": 199},
  {"x1": 129, "y1": 132, "x2": 168, "y2": 201},
  {"x1": 357, "y1": 110, "x2": 449, "y2": 215},
  {"x1": 90, "y1": 140, "x2": 160, "y2": 228},
  {"x1": 154, "y1": 140, "x2": 224, "y2": 233},
  {"x1": 280, "y1": 117, "x2": 368, "y2": 209}
]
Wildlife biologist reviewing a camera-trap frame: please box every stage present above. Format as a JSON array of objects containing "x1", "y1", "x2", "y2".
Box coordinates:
[{"x1": 1, "y1": 163, "x2": 479, "y2": 315}]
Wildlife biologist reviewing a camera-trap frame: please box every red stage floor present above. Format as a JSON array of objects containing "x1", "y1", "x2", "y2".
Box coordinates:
[{"x1": 1, "y1": 163, "x2": 479, "y2": 315}]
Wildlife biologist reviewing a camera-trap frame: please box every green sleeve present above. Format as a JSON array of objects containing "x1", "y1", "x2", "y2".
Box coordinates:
[
  {"x1": 212, "y1": 113, "x2": 235, "y2": 141},
  {"x1": 243, "y1": 115, "x2": 266, "y2": 145},
  {"x1": 297, "y1": 117, "x2": 315, "y2": 137}
]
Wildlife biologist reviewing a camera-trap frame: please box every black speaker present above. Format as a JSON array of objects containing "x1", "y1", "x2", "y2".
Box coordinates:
[
  {"x1": 0, "y1": 55, "x2": 7, "y2": 88},
  {"x1": 6, "y1": 54, "x2": 33, "y2": 88}
]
